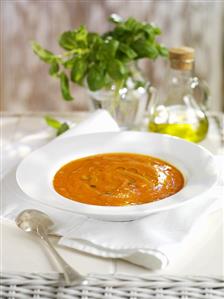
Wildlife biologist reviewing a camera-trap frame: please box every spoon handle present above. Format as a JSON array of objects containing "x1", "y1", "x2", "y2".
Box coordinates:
[{"x1": 36, "y1": 226, "x2": 85, "y2": 285}]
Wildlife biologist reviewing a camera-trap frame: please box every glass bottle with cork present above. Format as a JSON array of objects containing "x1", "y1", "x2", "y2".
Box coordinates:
[{"x1": 148, "y1": 47, "x2": 209, "y2": 143}]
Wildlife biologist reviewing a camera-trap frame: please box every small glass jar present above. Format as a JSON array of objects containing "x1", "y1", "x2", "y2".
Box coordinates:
[
  {"x1": 88, "y1": 63, "x2": 151, "y2": 130},
  {"x1": 148, "y1": 47, "x2": 209, "y2": 143}
]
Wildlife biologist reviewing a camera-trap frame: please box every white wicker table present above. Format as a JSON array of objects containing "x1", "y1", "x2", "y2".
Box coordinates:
[
  {"x1": 1, "y1": 273, "x2": 224, "y2": 299},
  {"x1": 1, "y1": 111, "x2": 224, "y2": 298}
]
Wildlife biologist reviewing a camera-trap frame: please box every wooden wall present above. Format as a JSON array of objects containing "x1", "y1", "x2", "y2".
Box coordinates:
[{"x1": 1, "y1": 0, "x2": 223, "y2": 112}]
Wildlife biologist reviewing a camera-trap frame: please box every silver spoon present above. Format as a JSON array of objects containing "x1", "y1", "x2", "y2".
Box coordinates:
[{"x1": 15, "y1": 209, "x2": 87, "y2": 285}]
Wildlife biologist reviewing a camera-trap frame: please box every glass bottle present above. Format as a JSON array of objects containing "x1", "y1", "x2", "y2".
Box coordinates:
[
  {"x1": 88, "y1": 62, "x2": 150, "y2": 130},
  {"x1": 148, "y1": 47, "x2": 209, "y2": 143}
]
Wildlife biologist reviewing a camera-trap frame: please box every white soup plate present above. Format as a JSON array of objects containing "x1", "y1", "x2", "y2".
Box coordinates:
[{"x1": 16, "y1": 131, "x2": 217, "y2": 221}]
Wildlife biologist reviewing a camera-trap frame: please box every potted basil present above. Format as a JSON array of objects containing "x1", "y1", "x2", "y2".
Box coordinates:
[{"x1": 32, "y1": 14, "x2": 167, "y2": 129}]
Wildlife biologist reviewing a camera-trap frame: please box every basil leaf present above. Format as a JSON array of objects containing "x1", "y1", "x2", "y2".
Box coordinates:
[
  {"x1": 152, "y1": 26, "x2": 162, "y2": 35},
  {"x1": 60, "y1": 72, "x2": 74, "y2": 101},
  {"x1": 49, "y1": 62, "x2": 59, "y2": 77},
  {"x1": 143, "y1": 24, "x2": 161, "y2": 38},
  {"x1": 71, "y1": 57, "x2": 87, "y2": 84},
  {"x1": 87, "y1": 32, "x2": 101, "y2": 46},
  {"x1": 59, "y1": 31, "x2": 77, "y2": 50},
  {"x1": 108, "y1": 59, "x2": 127, "y2": 81},
  {"x1": 45, "y1": 116, "x2": 70, "y2": 136},
  {"x1": 118, "y1": 43, "x2": 137, "y2": 59},
  {"x1": 132, "y1": 40, "x2": 159, "y2": 59},
  {"x1": 45, "y1": 116, "x2": 61, "y2": 129},
  {"x1": 97, "y1": 38, "x2": 119, "y2": 61},
  {"x1": 88, "y1": 37, "x2": 103, "y2": 62},
  {"x1": 57, "y1": 123, "x2": 70, "y2": 136},
  {"x1": 106, "y1": 39, "x2": 119, "y2": 57},
  {"x1": 32, "y1": 41, "x2": 56, "y2": 64},
  {"x1": 87, "y1": 66, "x2": 105, "y2": 91},
  {"x1": 157, "y1": 44, "x2": 169, "y2": 57},
  {"x1": 63, "y1": 57, "x2": 76, "y2": 69},
  {"x1": 123, "y1": 18, "x2": 141, "y2": 32},
  {"x1": 59, "y1": 26, "x2": 88, "y2": 50},
  {"x1": 74, "y1": 25, "x2": 88, "y2": 48}
]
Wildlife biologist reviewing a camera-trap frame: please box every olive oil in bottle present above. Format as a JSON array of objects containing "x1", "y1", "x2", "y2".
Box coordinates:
[{"x1": 148, "y1": 47, "x2": 209, "y2": 142}]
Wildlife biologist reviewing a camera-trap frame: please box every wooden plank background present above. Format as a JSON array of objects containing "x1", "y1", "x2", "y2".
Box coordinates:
[{"x1": 1, "y1": 0, "x2": 223, "y2": 112}]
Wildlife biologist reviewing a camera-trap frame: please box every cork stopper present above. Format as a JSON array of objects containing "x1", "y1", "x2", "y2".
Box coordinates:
[{"x1": 169, "y1": 47, "x2": 195, "y2": 70}]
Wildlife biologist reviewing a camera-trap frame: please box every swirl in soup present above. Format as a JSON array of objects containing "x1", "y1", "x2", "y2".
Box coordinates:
[{"x1": 53, "y1": 153, "x2": 184, "y2": 206}]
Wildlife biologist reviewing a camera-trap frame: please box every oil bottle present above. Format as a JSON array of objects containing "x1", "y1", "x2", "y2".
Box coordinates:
[{"x1": 148, "y1": 47, "x2": 209, "y2": 143}]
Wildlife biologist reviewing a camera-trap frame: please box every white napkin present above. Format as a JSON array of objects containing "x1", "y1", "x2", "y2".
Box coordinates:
[{"x1": 2, "y1": 110, "x2": 224, "y2": 270}]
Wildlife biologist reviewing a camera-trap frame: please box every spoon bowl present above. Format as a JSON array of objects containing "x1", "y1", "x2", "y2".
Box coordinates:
[{"x1": 16, "y1": 209, "x2": 54, "y2": 233}]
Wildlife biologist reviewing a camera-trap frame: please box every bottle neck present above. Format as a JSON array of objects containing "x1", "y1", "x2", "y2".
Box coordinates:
[
  {"x1": 168, "y1": 63, "x2": 194, "y2": 80},
  {"x1": 160, "y1": 62, "x2": 196, "y2": 104}
]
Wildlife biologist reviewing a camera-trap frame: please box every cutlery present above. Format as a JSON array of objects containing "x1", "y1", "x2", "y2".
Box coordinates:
[{"x1": 15, "y1": 209, "x2": 87, "y2": 285}]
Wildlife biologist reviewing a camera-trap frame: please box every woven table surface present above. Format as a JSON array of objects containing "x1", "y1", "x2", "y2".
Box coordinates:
[{"x1": 1, "y1": 273, "x2": 224, "y2": 299}]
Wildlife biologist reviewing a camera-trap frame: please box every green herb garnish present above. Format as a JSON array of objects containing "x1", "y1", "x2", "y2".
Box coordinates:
[
  {"x1": 45, "y1": 116, "x2": 69, "y2": 136},
  {"x1": 32, "y1": 15, "x2": 168, "y2": 100}
]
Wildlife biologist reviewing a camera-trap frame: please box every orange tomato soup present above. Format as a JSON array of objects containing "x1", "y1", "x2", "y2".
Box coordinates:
[{"x1": 53, "y1": 153, "x2": 184, "y2": 206}]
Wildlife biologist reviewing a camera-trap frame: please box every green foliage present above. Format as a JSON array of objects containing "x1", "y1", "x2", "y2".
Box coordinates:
[
  {"x1": 108, "y1": 59, "x2": 127, "y2": 81},
  {"x1": 60, "y1": 72, "x2": 73, "y2": 101},
  {"x1": 87, "y1": 65, "x2": 106, "y2": 91},
  {"x1": 49, "y1": 62, "x2": 60, "y2": 77},
  {"x1": 32, "y1": 41, "x2": 59, "y2": 64},
  {"x1": 71, "y1": 56, "x2": 87, "y2": 84},
  {"x1": 59, "y1": 25, "x2": 88, "y2": 50},
  {"x1": 45, "y1": 116, "x2": 70, "y2": 136},
  {"x1": 56, "y1": 122, "x2": 70, "y2": 136},
  {"x1": 32, "y1": 15, "x2": 168, "y2": 101}
]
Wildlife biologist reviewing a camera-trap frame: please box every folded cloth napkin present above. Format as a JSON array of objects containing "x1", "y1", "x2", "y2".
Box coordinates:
[{"x1": 2, "y1": 110, "x2": 224, "y2": 270}]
